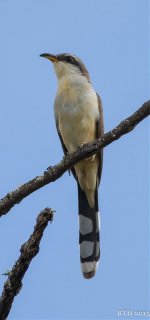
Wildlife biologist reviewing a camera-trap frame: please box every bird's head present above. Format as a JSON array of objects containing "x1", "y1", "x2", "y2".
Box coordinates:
[{"x1": 40, "y1": 53, "x2": 90, "y2": 82}]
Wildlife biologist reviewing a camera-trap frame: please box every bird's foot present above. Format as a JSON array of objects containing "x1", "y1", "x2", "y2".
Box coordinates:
[
  {"x1": 89, "y1": 154, "x2": 96, "y2": 162},
  {"x1": 80, "y1": 141, "x2": 88, "y2": 148},
  {"x1": 80, "y1": 141, "x2": 96, "y2": 162}
]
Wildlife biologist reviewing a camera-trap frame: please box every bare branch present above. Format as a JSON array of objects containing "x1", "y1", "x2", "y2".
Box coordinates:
[
  {"x1": 0, "y1": 207, "x2": 54, "y2": 320},
  {"x1": 0, "y1": 100, "x2": 149, "y2": 217}
]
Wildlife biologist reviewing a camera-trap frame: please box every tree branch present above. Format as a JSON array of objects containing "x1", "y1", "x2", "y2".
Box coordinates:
[
  {"x1": 0, "y1": 100, "x2": 149, "y2": 217},
  {"x1": 0, "y1": 207, "x2": 54, "y2": 320}
]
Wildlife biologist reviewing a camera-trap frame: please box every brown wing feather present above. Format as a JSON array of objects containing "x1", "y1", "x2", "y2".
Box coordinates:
[
  {"x1": 96, "y1": 93, "x2": 104, "y2": 186},
  {"x1": 55, "y1": 117, "x2": 77, "y2": 179},
  {"x1": 55, "y1": 118, "x2": 68, "y2": 155}
]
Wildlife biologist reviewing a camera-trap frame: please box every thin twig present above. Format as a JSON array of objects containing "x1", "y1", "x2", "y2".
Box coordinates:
[
  {"x1": 0, "y1": 100, "x2": 149, "y2": 217},
  {"x1": 0, "y1": 208, "x2": 54, "y2": 320}
]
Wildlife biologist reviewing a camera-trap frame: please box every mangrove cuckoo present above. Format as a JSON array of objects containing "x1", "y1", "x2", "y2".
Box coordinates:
[{"x1": 40, "y1": 53, "x2": 104, "y2": 279}]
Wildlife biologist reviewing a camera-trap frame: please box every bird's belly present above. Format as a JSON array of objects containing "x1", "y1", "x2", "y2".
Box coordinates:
[
  {"x1": 58, "y1": 97, "x2": 99, "y2": 153},
  {"x1": 55, "y1": 84, "x2": 100, "y2": 207},
  {"x1": 60, "y1": 116, "x2": 94, "y2": 153}
]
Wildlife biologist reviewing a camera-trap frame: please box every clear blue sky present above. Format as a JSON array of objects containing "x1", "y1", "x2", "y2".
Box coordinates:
[{"x1": 0, "y1": 0, "x2": 149, "y2": 319}]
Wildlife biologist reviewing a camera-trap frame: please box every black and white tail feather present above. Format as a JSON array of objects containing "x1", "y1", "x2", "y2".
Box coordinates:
[{"x1": 78, "y1": 183, "x2": 100, "y2": 279}]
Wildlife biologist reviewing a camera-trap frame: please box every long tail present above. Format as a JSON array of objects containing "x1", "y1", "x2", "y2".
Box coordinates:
[{"x1": 78, "y1": 182, "x2": 100, "y2": 279}]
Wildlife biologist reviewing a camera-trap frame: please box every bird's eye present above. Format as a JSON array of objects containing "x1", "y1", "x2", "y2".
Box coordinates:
[{"x1": 66, "y1": 56, "x2": 73, "y2": 63}]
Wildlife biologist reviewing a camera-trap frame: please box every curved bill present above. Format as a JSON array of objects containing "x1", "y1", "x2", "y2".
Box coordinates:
[{"x1": 40, "y1": 53, "x2": 58, "y2": 62}]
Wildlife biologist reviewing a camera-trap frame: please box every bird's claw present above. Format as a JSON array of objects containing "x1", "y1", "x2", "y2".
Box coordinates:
[{"x1": 80, "y1": 141, "x2": 95, "y2": 161}]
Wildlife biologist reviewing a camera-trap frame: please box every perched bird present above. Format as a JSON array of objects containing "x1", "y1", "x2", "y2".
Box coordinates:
[{"x1": 40, "y1": 53, "x2": 104, "y2": 279}]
